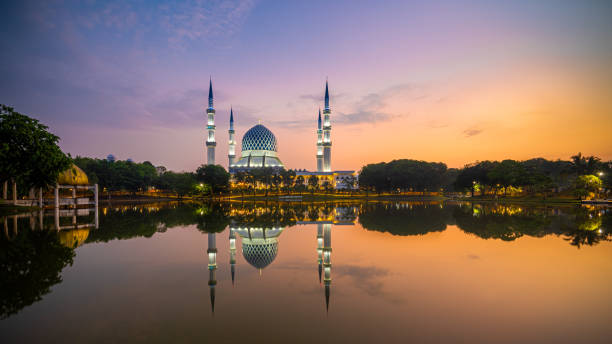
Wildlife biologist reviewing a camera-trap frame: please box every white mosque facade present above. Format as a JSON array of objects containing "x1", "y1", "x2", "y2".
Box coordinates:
[{"x1": 204, "y1": 80, "x2": 356, "y2": 189}]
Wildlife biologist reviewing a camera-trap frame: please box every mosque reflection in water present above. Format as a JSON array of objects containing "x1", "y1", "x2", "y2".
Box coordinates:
[
  {"x1": 1, "y1": 201, "x2": 611, "y2": 321},
  {"x1": 206, "y1": 205, "x2": 357, "y2": 313}
]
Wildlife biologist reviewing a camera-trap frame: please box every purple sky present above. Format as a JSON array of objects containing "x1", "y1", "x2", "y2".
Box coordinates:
[{"x1": 2, "y1": 0, "x2": 611, "y2": 171}]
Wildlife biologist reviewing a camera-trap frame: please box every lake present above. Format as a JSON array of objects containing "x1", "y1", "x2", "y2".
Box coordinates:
[{"x1": 1, "y1": 201, "x2": 611, "y2": 343}]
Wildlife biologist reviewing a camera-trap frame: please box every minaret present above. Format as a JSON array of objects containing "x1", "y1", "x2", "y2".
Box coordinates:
[
  {"x1": 229, "y1": 226, "x2": 237, "y2": 286},
  {"x1": 323, "y1": 223, "x2": 332, "y2": 312},
  {"x1": 317, "y1": 223, "x2": 324, "y2": 283},
  {"x1": 206, "y1": 78, "x2": 216, "y2": 165},
  {"x1": 228, "y1": 108, "x2": 236, "y2": 168},
  {"x1": 207, "y1": 233, "x2": 217, "y2": 313},
  {"x1": 322, "y1": 81, "x2": 332, "y2": 172},
  {"x1": 316, "y1": 109, "x2": 324, "y2": 172}
]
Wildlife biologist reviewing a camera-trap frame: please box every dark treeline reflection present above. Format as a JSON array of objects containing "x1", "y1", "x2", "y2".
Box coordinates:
[
  {"x1": 358, "y1": 202, "x2": 454, "y2": 235},
  {"x1": 358, "y1": 202, "x2": 611, "y2": 248},
  {"x1": 0, "y1": 218, "x2": 75, "y2": 319}
]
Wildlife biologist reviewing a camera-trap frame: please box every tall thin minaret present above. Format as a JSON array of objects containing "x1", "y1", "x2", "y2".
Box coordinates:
[
  {"x1": 322, "y1": 81, "x2": 332, "y2": 172},
  {"x1": 228, "y1": 108, "x2": 236, "y2": 168},
  {"x1": 323, "y1": 223, "x2": 332, "y2": 312},
  {"x1": 229, "y1": 226, "x2": 236, "y2": 286},
  {"x1": 316, "y1": 109, "x2": 324, "y2": 172},
  {"x1": 206, "y1": 78, "x2": 216, "y2": 165},
  {"x1": 207, "y1": 233, "x2": 217, "y2": 313}
]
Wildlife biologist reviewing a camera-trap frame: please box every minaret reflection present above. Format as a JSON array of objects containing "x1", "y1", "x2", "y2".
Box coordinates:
[
  {"x1": 316, "y1": 224, "x2": 324, "y2": 284},
  {"x1": 207, "y1": 233, "x2": 217, "y2": 313},
  {"x1": 229, "y1": 227, "x2": 236, "y2": 286},
  {"x1": 322, "y1": 223, "x2": 332, "y2": 312}
]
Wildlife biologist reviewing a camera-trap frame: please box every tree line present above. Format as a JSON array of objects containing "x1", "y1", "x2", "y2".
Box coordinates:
[
  {"x1": 358, "y1": 155, "x2": 610, "y2": 199},
  {"x1": 453, "y1": 154, "x2": 610, "y2": 199},
  {"x1": 359, "y1": 159, "x2": 455, "y2": 195},
  {"x1": 73, "y1": 157, "x2": 231, "y2": 198}
]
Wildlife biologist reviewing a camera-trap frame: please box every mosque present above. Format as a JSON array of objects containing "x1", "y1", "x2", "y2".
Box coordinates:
[{"x1": 204, "y1": 79, "x2": 356, "y2": 189}]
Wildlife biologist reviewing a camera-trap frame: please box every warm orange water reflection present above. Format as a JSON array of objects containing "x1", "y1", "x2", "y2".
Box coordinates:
[{"x1": 1, "y1": 202, "x2": 611, "y2": 343}]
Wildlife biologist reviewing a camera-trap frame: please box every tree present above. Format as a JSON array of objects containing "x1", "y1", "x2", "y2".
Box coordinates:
[
  {"x1": 155, "y1": 171, "x2": 197, "y2": 197},
  {"x1": 195, "y1": 164, "x2": 230, "y2": 193},
  {"x1": 455, "y1": 161, "x2": 495, "y2": 196},
  {"x1": 271, "y1": 173, "x2": 282, "y2": 194},
  {"x1": 233, "y1": 171, "x2": 248, "y2": 197},
  {"x1": 322, "y1": 180, "x2": 332, "y2": 194},
  {"x1": 280, "y1": 169, "x2": 296, "y2": 194},
  {"x1": 307, "y1": 175, "x2": 319, "y2": 195},
  {"x1": 0, "y1": 105, "x2": 71, "y2": 191},
  {"x1": 294, "y1": 175, "x2": 305, "y2": 194},
  {"x1": 341, "y1": 175, "x2": 356, "y2": 195},
  {"x1": 571, "y1": 153, "x2": 601, "y2": 175},
  {"x1": 574, "y1": 175, "x2": 602, "y2": 200}
]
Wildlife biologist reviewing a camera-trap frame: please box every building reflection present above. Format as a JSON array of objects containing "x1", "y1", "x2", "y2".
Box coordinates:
[
  {"x1": 204, "y1": 205, "x2": 358, "y2": 313},
  {"x1": 3, "y1": 208, "x2": 98, "y2": 249}
]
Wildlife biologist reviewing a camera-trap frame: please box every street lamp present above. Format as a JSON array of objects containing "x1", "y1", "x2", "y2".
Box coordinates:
[{"x1": 598, "y1": 172, "x2": 604, "y2": 177}]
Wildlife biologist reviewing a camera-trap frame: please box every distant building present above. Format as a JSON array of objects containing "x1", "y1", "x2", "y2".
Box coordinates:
[
  {"x1": 155, "y1": 166, "x2": 167, "y2": 175},
  {"x1": 106, "y1": 154, "x2": 116, "y2": 162},
  {"x1": 295, "y1": 170, "x2": 358, "y2": 190}
]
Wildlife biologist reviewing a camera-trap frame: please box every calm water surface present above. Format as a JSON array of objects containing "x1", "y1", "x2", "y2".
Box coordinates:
[{"x1": 1, "y1": 201, "x2": 611, "y2": 343}]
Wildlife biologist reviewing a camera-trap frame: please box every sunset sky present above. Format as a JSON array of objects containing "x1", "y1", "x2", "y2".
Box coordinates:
[{"x1": 1, "y1": 0, "x2": 611, "y2": 172}]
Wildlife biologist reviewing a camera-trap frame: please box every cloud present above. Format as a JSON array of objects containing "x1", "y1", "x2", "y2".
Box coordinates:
[
  {"x1": 463, "y1": 127, "x2": 483, "y2": 137},
  {"x1": 29, "y1": 0, "x2": 256, "y2": 49},
  {"x1": 159, "y1": 0, "x2": 256, "y2": 48},
  {"x1": 145, "y1": 88, "x2": 205, "y2": 126},
  {"x1": 299, "y1": 92, "x2": 347, "y2": 102},
  {"x1": 275, "y1": 83, "x2": 424, "y2": 128},
  {"x1": 334, "y1": 265, "x2": 389, "y2": 297},
  {"x1": 426, "y1": 120, "x2": 449, "y2": 129},
  {"x1": 333, "y1": 84, "x2": 422, "y2": 125}
]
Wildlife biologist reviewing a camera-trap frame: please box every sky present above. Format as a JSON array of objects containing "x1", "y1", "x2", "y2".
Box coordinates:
[{"x1": 1, "y1": 0, "x2": 611, "y2": 172}]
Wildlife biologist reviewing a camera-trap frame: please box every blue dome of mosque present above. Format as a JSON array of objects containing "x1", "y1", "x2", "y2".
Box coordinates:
[{"x1": 241, "y1": 124, "x2": 278, "y2": 152}]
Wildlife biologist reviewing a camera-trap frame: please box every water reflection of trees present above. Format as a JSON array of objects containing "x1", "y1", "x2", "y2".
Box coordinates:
[
  {"x1": 452, "y1": 204, "x2": 555, "y2": 241},
  {"x1": 358, "y1": 202, "x2": 454, "y2": 236},
  {"x1": 0, "y1": 219, "x2": 75, "y2": 319},
  {"x1": 86, "y1": 202, "x2": 354, "y2": 238},
  {"x1": 358, "y1": 202, "x2": 611, "y2": 247}
]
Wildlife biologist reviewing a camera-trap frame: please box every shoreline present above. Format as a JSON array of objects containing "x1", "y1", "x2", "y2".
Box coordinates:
[{"x1": 0, "y1": 194, "x2": 593, "y2": 216}]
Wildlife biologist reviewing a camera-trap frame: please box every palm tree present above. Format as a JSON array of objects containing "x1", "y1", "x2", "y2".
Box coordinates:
[{"x1": 280, "y1": 169, "x2": 296, "y2": 195}]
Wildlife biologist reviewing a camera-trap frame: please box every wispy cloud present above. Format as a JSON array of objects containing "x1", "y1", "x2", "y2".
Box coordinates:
[
  {"x1": 299, "y1": 92, "x2": 347, "y2": 102},
  {"x1": 335, "y1": 83, "x2": 422, "y2": 125},
  {"x1": 159, "y1": 0, "x2": 256, "y2": 48},
  {"x1": 273, "y1": 83, "x2": 422, "y2": 129},
  {"x1": 31, "y1": 0, "x2": 256, "y2": 49},
  {"x1": 463, "y1": 127, "x2": 483, "y2": 137},
  {"x1": 335, "y1": 265, "x2": 404, "y2": 304}
]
